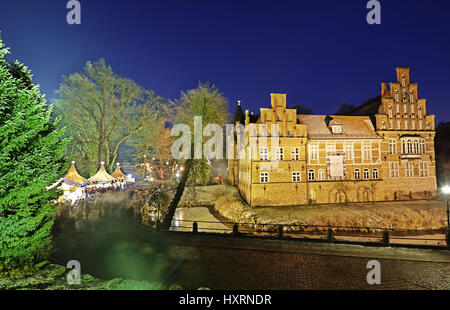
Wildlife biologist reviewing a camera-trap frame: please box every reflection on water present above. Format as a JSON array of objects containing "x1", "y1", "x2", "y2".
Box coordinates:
[
  {"x1": 51, "y1": 196, "x2": 174, "y2": 283},
  {"x1": 50, "y1": 193, "x2": 229, "y2": 286}
]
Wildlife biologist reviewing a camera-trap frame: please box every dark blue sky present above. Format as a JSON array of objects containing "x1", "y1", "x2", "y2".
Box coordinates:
[{"x1": 1, "y1": 0, "x2": 449, "y2": 122}]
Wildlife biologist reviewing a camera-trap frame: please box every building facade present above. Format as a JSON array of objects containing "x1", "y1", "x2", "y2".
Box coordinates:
[{"x1": 227, "y1": 67, "x2": 437, "y2": 207}]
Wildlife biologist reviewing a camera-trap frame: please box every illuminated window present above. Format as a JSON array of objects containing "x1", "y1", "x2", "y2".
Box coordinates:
[
  {"x1": 292, "y1": 172, "x2": 301, "y2": 182},
  {"x1": 419, "y1": 162, "x2": 428, "y2": 177},
  {"x1": 291, "y1": 147, "x2": 299, "y2": 160},
  {"x1": 413, "y1": 139, "x2": 419, "y2": 153},
  {"x1": 389, "y1": 139, "x2": 397, "y2": 155},
  {"x1": 405, "y1": 162, "x2": 413, "y2": 178},
  {"x1": 363, "y1": 168, "x2": 370, "y2": 180},
  {"x1": 326, "y1": 143, "x2": 336, "y2": 154},
  {"x1": 389, "y1": 162, "x2": 399, "y2": 178},
  {"x1": 275, "y1": 147, "x2": 284, "y2": 160},
  {"x1": 309, "y1": 145, "x2": 318, "y2": 160},
  {"x1": 344, "y1": 144, "x2": 353, "y2": 160},
  {"x1": 331, "y1": 125, "x2": 342, "y2": 134},
  {"x1": 372, "y1": 168, "x2": 378, "y2": 179},
  {"x1": 318, "y1": 169, "x2": 325, "y2": 181},
  {"x1": 363, "y1": 145, "x2": 371, "y2": 160},
  {"x1": 420, "y1": 139, "x2": 425, "y2": 154},
  {"x1": 308, "y1": 169, "x2": 315, "y2": 181},
  {"x1": 260, "y1": 147, "x2": 268, "y2": 161},
  {"x1": 407, "y1": 139, "x2": 412, "y2": 153},
  {"x1": 354, "y1": 169, "x2": 361, "y2": 180},
  {"x1": 260, "y1": 172, "x2": 269, "y2": 183}
]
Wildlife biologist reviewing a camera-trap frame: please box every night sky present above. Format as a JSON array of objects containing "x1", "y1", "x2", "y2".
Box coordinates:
[{"x1": 1, "y1": 0, "x2": 449, "y2": 122}]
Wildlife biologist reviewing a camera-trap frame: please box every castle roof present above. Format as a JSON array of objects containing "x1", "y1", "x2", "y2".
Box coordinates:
[{"x1": 298, "y1": 115, "x2": 381, "y2": 140}]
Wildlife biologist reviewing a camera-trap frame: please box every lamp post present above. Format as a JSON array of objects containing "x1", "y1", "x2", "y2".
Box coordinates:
[{"x1": 443, "y1": 186, "x2": 450, "y2": 230}]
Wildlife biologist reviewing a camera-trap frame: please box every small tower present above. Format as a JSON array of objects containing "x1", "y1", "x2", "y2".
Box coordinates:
[{"x1": 228, "y1": 100, "x2": 245, "y2": 185}]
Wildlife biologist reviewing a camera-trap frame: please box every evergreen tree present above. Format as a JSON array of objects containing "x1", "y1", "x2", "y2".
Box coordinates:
[{"x1": 0, "y1": 35, "x2": 67, "y2": 270}]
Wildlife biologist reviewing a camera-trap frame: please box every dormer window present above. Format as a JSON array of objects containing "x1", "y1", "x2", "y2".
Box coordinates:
[{"x1": 331, "y1": 125, "x2": 342, "y2": 134}]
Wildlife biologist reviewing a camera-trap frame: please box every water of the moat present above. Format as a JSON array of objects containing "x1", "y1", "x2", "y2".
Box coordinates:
[{"x1": 50, "y1": 197, "x2": 225, "y2": 287}]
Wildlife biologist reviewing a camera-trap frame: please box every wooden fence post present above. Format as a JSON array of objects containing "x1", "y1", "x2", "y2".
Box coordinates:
[
  {"x1": 233, "y1": 223, "x2": 239, "y2": 236},
  {"x1": 278, "y1": 225, "x2": 283, "y2": 239},
  {"x1": 327, "y1": 227, "x2": 334, "y2": 243},
  {"x1": 193, "y1": 221, "x2": 198, "y2": 233},
  {"x1": 382, "y1": 229, "x2": 390, "y2": 246}
]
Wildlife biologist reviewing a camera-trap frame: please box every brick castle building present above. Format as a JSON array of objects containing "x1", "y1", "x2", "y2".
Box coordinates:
[{"x1": 227, "y1": 67, "x2": 437, "y2": 207}]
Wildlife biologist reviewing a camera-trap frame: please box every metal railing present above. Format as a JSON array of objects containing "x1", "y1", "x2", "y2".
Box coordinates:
[{"x1": 166, "y1": 218, "x2": 450, "y2": 249}]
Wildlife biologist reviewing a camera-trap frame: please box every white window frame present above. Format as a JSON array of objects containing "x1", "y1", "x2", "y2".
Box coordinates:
[
  {"x1": 363, "y1": 145, "x2": 371, "y2": 160},
  {"x1": 354, "y1": 169, "x2": 361, "y2": 180},
  {"x1": 372, "y1": 168, "x2": 378, "y2": 179},
  {"x1": 344, "y1": 144, "x2": 354, "y2": 160},
  {"x1": 292, "y1": 172, "x2": 301, "y2": 182},
  {"x1": 405, "y1": 162, "x2": 414, "y2": 178},
  {"x1": 326, "y1": 143, "x2": 336, "y2": 155},
  {"x1": 275, "y1": 147, "x2": 284, "y2": 160},
  {"x1": 389, "y1": 139, "x2": 397, "y2": 155},
  {"x1": 260, "y1": 172, "x2": 269, "y2": 183},
  {"x1": 260, "y1": 147, "x2": 268, "y2": 161},
  {"x1": 291, "y1": 147, "x2": 299, "y2": 161},
  {"x1": 419, "y1": 162, "x2": 429, "y2": 178},
  {"x1": 363, "y1": 168, "x2": 370, "y2": 180},
  {"x1": 309, "y1": 145, "x2": 318, "y2": 160},
  {"x1": 308, "y1": 169, "x2": 315, "y2": 181},
  {"x1": 389, "y1": 162, "x2": 399, "y2": 178},
  {"x1": 318, "y1": 169, "x2": 325, "y2": 181}
]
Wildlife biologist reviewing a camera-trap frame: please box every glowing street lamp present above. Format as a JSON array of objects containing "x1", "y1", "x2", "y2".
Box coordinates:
[{"x1": 443, "y1": 185, "x2": 450, "y2": 230}]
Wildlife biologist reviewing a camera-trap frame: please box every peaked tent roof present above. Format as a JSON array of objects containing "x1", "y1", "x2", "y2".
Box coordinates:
[
  {"x1": 88, "y1": 162, "x2": 116, "y2": 183},
  {"x1": 111, "y1": 163, "x2": 127, "y2": 181},
  {"x1": 64, "y1": 161, "x2": 88, "y2": 185}
]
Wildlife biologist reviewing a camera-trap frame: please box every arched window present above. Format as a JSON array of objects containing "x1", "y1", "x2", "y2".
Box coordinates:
[
  {"x1": 318, "y1": 169, "x2": 324, "y2": 181},
  {"x1": 388, "y1": 106, "x2": 392, "y2": 118},
  {"x1": 372, "y1": 169, "x2": 378, "y2": 179},
  {"x1": 420, "y1": 139, "x2": 425, "y2": 154},
  {"x1": 395, "y1": 90, "x2": 399, "y2": 102},
  {"x1": 410, "y1": 90, "x2": 414, "y2": 102},
  {"x1": 401, "y1": 74, "x2": 406, "y2": 87},
  {"x1": 308, "y1": 169, "x2": 315, "y2": 181},
  {"x1": 363, "y1": 168, "x2": 370, "y2": 180},
  {"x1": 413, "y1": 139, "x2": 419, "y2": 154},
  {"x1": 407, "y1": 139, "x2": 412, "y2": 153},
  {"x1": 354, "y1": 169, "x2": 360, "y2": 180},
  {"x1": 401, "y1": 139, "x2": 406, "y2": 154}
]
